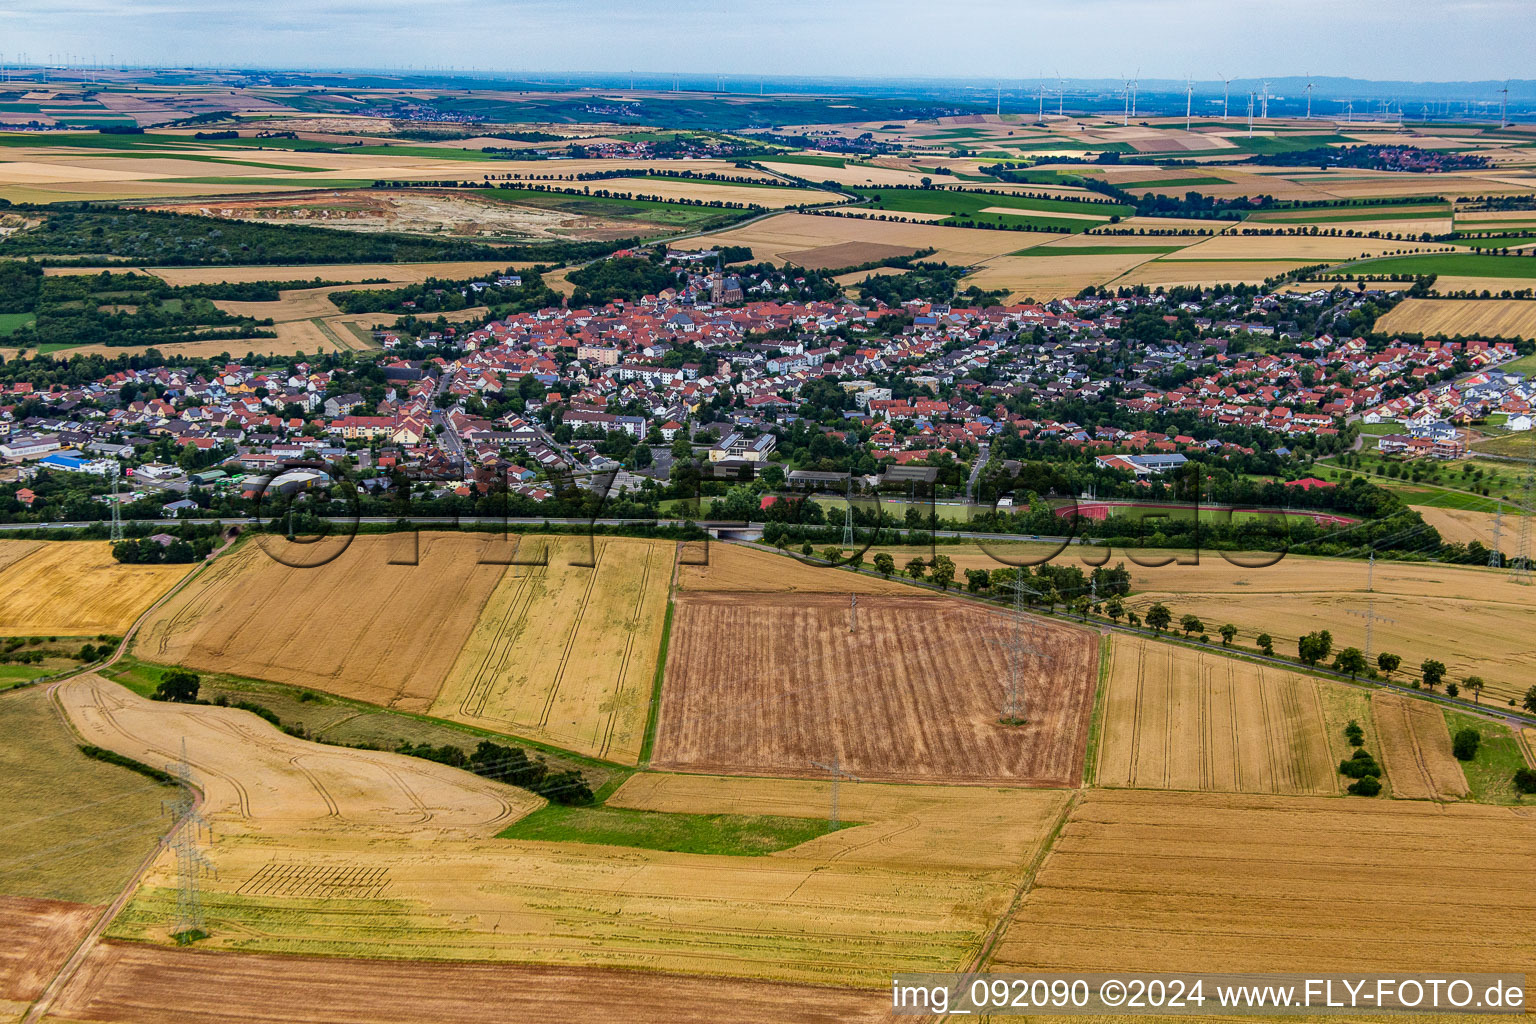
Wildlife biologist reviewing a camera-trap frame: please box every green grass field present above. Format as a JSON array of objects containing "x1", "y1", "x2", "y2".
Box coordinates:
[
  {"x1": 497, "y1": 802, "x2": 845, "y2": 855},
  {"x1": 1118, "y1": 176, "x2": 1232, "y2": 189},
  {"x1": 0, "y1": 686, "x2": 173, "y2": 903},
  {"x1": 1442, "y1": 709, "x2": 1531, "y2": 804},
  {"x1": 0, "y1": 311, "x2": 37, "y2": 336},
  {"x1": 1329, "y1": 253, "x2": 1536, "y2": 279}
]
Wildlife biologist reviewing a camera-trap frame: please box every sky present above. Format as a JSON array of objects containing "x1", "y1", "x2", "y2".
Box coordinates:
[{"x1": 2, "y1": 0, "x2": 1534, "y2": 82}]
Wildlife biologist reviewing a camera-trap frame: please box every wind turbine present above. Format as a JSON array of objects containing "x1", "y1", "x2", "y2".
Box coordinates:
[
  {"x1": 1121, "y1": 75, "x2": 1132, "y2": 126},
  {"x1": 1130, "y1": 68, "x2": 1141, "y2": 119},
  {"x1": 1305, "y1": 74, "x2": 1314, "y2": 119},
  {"x1": 1037, "y1": 72, "x2": 1046, "y2": 122},
  {"x1": 1247, "y1": 90, "x2": 1255, "y2": 136},
  {"x1": 1056, "y1": 70, "x2": 1065, "y2": 117},
  {"x1": 1219, "y1": 72, "x2": 1232, "y2": 121},
  {"x1": 1260, "y1": 80, "x2": 1270, "y2": 120},
  {"x1": 1185, "y1": 76, "x2": 1193, "y2": 131},
  {"x1": 1500, "y1": 81, "x2": 1510, "y2": 128},
  {"x1": 996, "y1": 82, "x2": 1002, "y2": 117}
]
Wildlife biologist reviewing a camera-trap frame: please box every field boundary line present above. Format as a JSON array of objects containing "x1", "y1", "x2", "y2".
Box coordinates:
[
  {"x1": 1082, "y1": 634, "x2": 1112, "y2": 788},
  {"x1": 959, "y1": 790, "x2": 1080, "y2": 1019}
]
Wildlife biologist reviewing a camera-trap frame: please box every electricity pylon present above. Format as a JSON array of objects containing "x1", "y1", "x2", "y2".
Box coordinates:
[
  {"x1": 108, "y1": 462, "x2": 124, "y2": 542},
  {"x1": 810, "y1": 756, "x2": 859, "y2": 831},
  {"x1": 990, "y1": 575, "x2": 1050, "y2": 725},
  {"x1": 163, "y1": 740, "x2": 215, "y2": 941}
]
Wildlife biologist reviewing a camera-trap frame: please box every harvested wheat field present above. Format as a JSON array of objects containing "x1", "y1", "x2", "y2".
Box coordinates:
[
  {"x1": 1410, "y1": 504, "x2": 1506, "y2": 549},
  {"x1": 135, "y1": 534, "x2": 506, "y2": 712},
  {"x1": 0, "y1": 895, "x2": 96, "y2": 1008},
  {"x1": 1096, "y1": 637, "x2": 1338, "y2": 795},
  {"x1": 104, "y1": 773, "x2": 1070, "y2": 986},
  {"x1": 58, "y1": 673, "x2": 534, "y2": 837},
  {"x1": 652, "y1": 592, "x2": 1099, "y2": 785},
  {"x1": 431, "y1": 536, "x2": 674, "y2": 763},
  {"x1": 686, "y1": 211, "x2": 1039, "y2": 266},
  {"x1": 1371, "y1": 693, "x2": 1469, "y2": 801},
  {"x1": 1120, "y1": 555, "x2": 1536, "y2": 704},
  {"x1": 1375, "y1": 297, "x2": 1536, "y2": 340},
  {"x1": 964, "y1": 250, "x2": 1161, "y2": 301},
  {"x1": 677, "y1": 542, "x2": 910, "y2": 594},
  {"x1": 0, "y1": 538, "x2": 43, "y2": 574},
  {"x1": 1111, "y1": 259, "x2": 1316, "y2": 290},
  {"x1": 991, "y1": 788, "x2": 1536, "y2": 976},
  {"x1": 1167, "y1": 234, "x2": 1448, "y2": 261},
  {"x1": 48, "y1": 942, "x2": 891, "y2": 1024},
  {"x1": 581, "y1": 177, "x2": 826, "y2": 208},
  {"x1": 0, "y1": 540, "x2": 190, "y2": 635}
]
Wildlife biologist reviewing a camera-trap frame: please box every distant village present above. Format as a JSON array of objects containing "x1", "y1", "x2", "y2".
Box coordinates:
[{"x1": 1, "y1": 257, "x2": 1528, "y2": 523}]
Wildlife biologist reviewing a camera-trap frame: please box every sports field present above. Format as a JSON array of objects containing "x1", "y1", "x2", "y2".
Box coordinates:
[
  {"x1": 653, "y1": 591, "x2": 1099, "y2": 785},
  {"x1": 0, "y1": 540, "x2": 190, "y2": 636},
  {"x1": 432, "y1": 536, "x2": 674, "y2": 763},
  {"x1": 1095, "y1": 636, "x2": 1338, "y2": 795}
]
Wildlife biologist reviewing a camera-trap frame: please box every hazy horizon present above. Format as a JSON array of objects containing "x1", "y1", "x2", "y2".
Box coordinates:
[{"x1": 4, "y1": 0, "x2": 1534, "y2": 83}]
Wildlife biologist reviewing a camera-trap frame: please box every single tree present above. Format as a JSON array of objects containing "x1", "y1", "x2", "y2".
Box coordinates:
[
  {"x1": 905, "y1": 557, "x2": 927, "y2": 581},
  {"x1": 1377, "y1": 651, "x2": 1401, "y2": 680},
  {"x1": 800, "y1": 541, "x2": 814, "y2": 557},
  {"x1": 153, "y1": 670, "x2": 201, "y2": 704},
  {"x1": 930, "y1": 555, "x2": 956, "y2": 591},
  {"x1": 1333, "y1": 646, "x2": 1367, "y2": 681},
  {"x1": 1420, "y1": 659, "x2": 1447, "y2": 691},
  {"x1": 965, "y1": 568, "x2": 989, "y2": 592},
  {"x1": 1256, "y1": 632, "x2": 1274, "y2": 656},
  {"x1": 1145, "y1": 603, "x2": 1172, "y2": 633},
  {"x1": 1464, "y1": 676, "x2": 1485, "y2": 705},
  {"x1": 1446, "y1": 682, "x2": 1460, "y2": 698},
  {"x1": 1523, "y1": 685, "x2": 1536, "y2": 716},
  {"x1": 1452, "y1": 728, "x2": 1481, "y2": 762},
  {"x1": 1219, "y1": 623, "x2": 1237, "y2": 646},
  {"x1": 1180, "y1": 614, "x2": 1204, "y2": 637},
  {"x1": 1514, "y1": 766, "x2": 1536, "y2": 795},
  {"x1": 873, "y1": 551, "x2": 895, "y2": 578},
  {"x1": 1105, "y1": 596, "x2": 1125, "y2": 623},
  {"x1": 821, "y1": 546, "x2": 842, "y2": 565}
]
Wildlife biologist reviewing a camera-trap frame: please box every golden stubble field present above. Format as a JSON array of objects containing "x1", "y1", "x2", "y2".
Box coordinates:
[
  {"x1": 1375, "y1": 297, "x2": 1536, "y2": 340},
  {"x1": 684, "y1": 210, "x2": 1047, "y2": 266},
  {"x1": 0, "y1": 540, "x2": 191, "y2": 635},
  {"x1": 1095, "y1": 636, "x2": 1339, "y2": 795},
  {"x1": 59, "y1": 673, "x2": 535, "y2": 837},
  {"x1": 1371, "y1": 692, "x2": 1469, "y2": 801},
  {"x1": 991, "y1": 788, "x2": 1536, "y2": 976},
  {"x1": 136, "y1": 534, "x2": 675, "y2": 765},
  {"x1": 103, "y1": 771, "x2": 1072, "y2": 988},
  {"x1": 136, "y1": 534, "x2": 504, "y2": 711},
  {"x1": 432, "y1": 536, "x2": 674, "y2": 763},
  {"x1": 1117, "y1": 554, "x2": 1536, "y2": 703}
]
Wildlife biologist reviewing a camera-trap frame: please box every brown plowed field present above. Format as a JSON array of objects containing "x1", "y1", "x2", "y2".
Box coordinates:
[
  {"x1": 135, "y1": 535, "x2": 506, "y2": 712},
  {"x1": 1096, "y1": 637, "x2": 1337, "y2": 795},
  {"x1": 48, "y1": 942, "x2": 892, "y2": 1024},
  {"x1": 1372, "y1": 693, "x2": 1469, "y2": 801},
  {"x1": 0, "y1": 894, "x2": 96, "y2": 1003},
  {"x1": 991, "y1": 788, "x2": 1536, "y2": 975},
  {"x1": 652, "y1": 592, "x2": 1098, "y2": 785}
]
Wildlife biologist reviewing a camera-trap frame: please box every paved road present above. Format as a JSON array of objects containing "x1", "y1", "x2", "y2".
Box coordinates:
[{"x1": 965, "y1": 442, "x2": 989, "y2": 504}]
